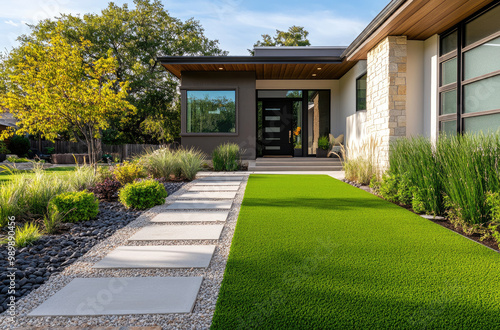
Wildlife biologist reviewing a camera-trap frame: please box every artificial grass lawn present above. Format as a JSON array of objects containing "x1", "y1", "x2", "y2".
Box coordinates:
[
  {"x1": 0, "y1": 166, "x2": 76, "y2": 183},
  {"x1": 212, "y1": 175, "x2": 500, "y2": 329}
]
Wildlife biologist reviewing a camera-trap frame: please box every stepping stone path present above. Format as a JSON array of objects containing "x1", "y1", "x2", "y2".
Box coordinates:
[{"x1": 29, "y1": 173, "x2": 245, "y2": 317}]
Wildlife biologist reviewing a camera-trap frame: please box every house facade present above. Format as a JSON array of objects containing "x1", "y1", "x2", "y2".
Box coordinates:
[{"x1": 159, "y1": 0, "x2": 500, "y2": 167}]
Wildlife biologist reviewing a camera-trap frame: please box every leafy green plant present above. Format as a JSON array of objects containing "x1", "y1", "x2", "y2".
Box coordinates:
[
  {"x1": 113, "y1": 161, "x2": 146, "y2": 185},
  {"x1": 49, "y1": 191, "x2": 99, "y2": 223},
  {"x1": 43, "y1": 209, "x2": 64, "y2": 234},
  {"x1": 212, "y1": 143, "x2": 241, "y2": 171},
  {"x1": 15, "y1": 222, "x2": 42, "y2": 247},
  {"x1": 317, "y1": 136, "x2": 330, "y2": 150},
  {"x1": 96, "y1": 166, "x2": 115, "y2": 182},
  {"x1": 8, "y1": 135, "x2": 30, "y2": 157},
  {"x1": 178, "y1": 148, "x2": 205, "y2": 180},
  {"x1": 0, "y1": 141, "x2": 10, "y2": 154},
  {"x1": 118, "y1": 179, "x2": 168, "y2": 209},
  {"x1": 44, "y1": 146, "x2": 55, "y2": 154}
]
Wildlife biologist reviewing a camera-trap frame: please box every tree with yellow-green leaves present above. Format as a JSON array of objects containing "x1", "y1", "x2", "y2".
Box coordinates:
[{"x1": 0, "y1": 25, "x2": 135, "y2": 165}]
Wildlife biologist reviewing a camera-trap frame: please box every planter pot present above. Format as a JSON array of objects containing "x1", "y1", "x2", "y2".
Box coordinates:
[
  {"x1": 0, "y1": 154, "x2": 5, "y2": 162},
  {"x1": 294, "y1": 148, "x2": 302, "y2": 157},
  {"x1": 316, "y1": 149, "x2": 328, "y2": 158}
]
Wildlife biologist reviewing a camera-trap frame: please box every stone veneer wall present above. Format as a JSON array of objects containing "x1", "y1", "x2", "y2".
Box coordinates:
[{"x1": 366, "y1": 36, "x2": 407, "y2": 170}]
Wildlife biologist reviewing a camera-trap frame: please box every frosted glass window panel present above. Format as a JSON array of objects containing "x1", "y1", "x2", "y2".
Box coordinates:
[
  {"x1": 441, "y1": 89, "x2": 457, "y2": 115},
  {"x1": 265, "y1": 116, "x2": 280, "y2": 121},
  {"x1": 441, "y1": 58, "x2": 457, "y2": 86},
  {"x1": 265, "y1": 127, "x2": 280, "y2": 133},
  {"x1": 265, "y1": 146, "x2": 280, "y2": 150},
  {"x1": 440, "y1": 31, "x2": 458, "y2": 55},
  {"x1": 265, "y1": 108, "x2": 280, "y2": 111},
  {"x1": 464, "y1": 113, "x2": 500, "y2": 134},
  {"x1": 463, "y1": 75, "x2": 500, "y2": 113},
  {"x1": 440, "y1": 120, "x2": 457, "y2": 135},
  {"x1": 464, "y1": 37, "x2": 500, "y2": 80},
  {"x1": 465, "y1": 5, "x2": 500, "y2": 46}
]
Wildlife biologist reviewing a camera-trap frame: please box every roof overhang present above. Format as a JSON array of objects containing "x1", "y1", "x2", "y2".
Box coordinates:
[
  {"x1": 159, "y1": 53, "x2": 356, "y2": 80},
  {"x1": 344, "y1": 0, "x2": 497, "y2": 60}
]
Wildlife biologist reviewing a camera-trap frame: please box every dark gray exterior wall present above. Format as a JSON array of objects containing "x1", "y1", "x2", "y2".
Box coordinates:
[{"x1": 180, "y1": 71, "x2": 257, "y2": 160}]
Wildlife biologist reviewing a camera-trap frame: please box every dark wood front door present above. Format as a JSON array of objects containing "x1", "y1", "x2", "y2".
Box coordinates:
[{"x1": 261, "y1": 100, "x2": 293, "y2": 156}]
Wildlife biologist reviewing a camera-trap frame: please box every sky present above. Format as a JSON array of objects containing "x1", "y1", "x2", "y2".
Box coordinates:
[{"x1": 0, "y1": 0, "x2": 390, "y2": 55}]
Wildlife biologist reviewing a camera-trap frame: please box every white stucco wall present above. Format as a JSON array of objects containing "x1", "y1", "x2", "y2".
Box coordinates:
[
  {"x1": 423, "y1": 34, "x2": 439, "y2": 141},
  {"x1": 406, "y1": 40, "x2": 424, "y2": 137},
  {"x1": 255, "y1": 79, "x2": 340, "y2": 136},
  {"x1": 338, "y1": 61, "x2": 367, "y2": 147}
]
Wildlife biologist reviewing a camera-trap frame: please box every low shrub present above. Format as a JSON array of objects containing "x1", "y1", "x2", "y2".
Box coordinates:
[
  {"x1": 96, "y1": 166, "x2": 115, "y2": 182},
  {"x1": 212, "y1": 143, "x2": 241, "y2": 171},
  {"x1": 15, "y1": 222, "x2": 42, "y2": 248},
  {"x1": 118, "y1": 179, "x2": 168, "y2": 209},
  {"x1": 89, "y1": 179, "x2": 122, "y2": 201},
  {"x1": 317, "y1": 136, "x2": 330, "y2": 150},
  {"x1": 113, "y1": 161, "x2": 146, "y2": 185},
  {"x1": 9, "y1": 135, "x2": 30, "y2": 157},
  {"x1": 7, "y1": 156, "x2": 29, "y2": 163},
  {"x1": 178, "y1": 148, "x2": 205, "y2": 179},
  {"x1": 49, "y1": 191, "x2": 99, "y2": 223}
]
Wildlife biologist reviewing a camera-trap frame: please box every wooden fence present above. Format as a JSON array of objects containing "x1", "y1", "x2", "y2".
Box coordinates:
[{"x1": 29, "y1": 139, "x2": 175, "y2": 161}]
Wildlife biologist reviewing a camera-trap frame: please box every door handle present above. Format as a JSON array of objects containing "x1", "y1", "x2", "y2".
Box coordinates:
[{"x1": 289, "y1": 130, "x2": 292, "y2": 143}]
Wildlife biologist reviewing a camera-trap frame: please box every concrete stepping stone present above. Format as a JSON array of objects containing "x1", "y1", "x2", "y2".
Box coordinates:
[
  {"x1": 166, "y1": 200, "x2": 232, "y2": 210},
  {"x1": 198, "y1": 176, "x2": 244, "y2": 181},
  {"x1": 189, "y1": 185, "x2": 239, "y2": 191},
  {"x1": 178, "y1": 191, "x2": 237, "y2": 199},
  {"x1": 93, "y1": 245, "x2": 216, "y2": 269},
  {"x1": 151, "y1": 211, "x2": 229, "y2": 223},
  {"x1": 128, "y1": 225, "x2": 224, "y2": 241},
  {"x1": 194, "y1": 181, "x2": 241, "y2": 186},
  {"x1": 28, "y1": 277, "x2": 203, "y2": 316}
]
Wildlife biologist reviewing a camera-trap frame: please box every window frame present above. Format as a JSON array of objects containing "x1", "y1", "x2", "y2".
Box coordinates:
[
  {"x1": 181, "y1": 87, "x2": 239, "y2": 137},
  {"x1": 356, "y1": 72, "x2": 367, "y2": 112},
  {"x1": 438, "y1": 2, "x2": 500, "y2": 135}
]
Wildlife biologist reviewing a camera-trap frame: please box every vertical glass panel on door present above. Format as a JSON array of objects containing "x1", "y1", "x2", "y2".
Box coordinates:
[
  {"x1": 440, "y1": 89, "x2": 457, "y2": 115},
  {"x1": 441, "y1": 58, "x2": 457, "y2": 86},
  {"x1": 440, "y1": 120, "x2": 457, "y2": 135},
  {"x1": 307, "y1": 91, "x2": 330, "y2": 155},
  {"x1": 463, "y1": 75, "x2": 500, "y2": 113},
  {"x1": 464, "y1": 36, "x2": 500, "y2": 80},
  {"x1": 257, "y1": 101, "x2": 263, "y2": 157},
  {"x1": 465, "y1": 5, "x2": 500, "y2": 46},
  {"x1": 463, "y1": 113, "x2": 500, "y2": 133},
  {"x1": 292, "y1": 101, "x2": 303, "y2": 153},
  {"x1": 440, "y1": 30, "x2": 458, "y2": 55}
]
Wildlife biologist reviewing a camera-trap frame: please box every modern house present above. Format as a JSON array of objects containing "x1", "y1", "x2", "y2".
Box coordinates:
[{"x1": 159, "y1": 0, "x2": 500, "y2": 168}]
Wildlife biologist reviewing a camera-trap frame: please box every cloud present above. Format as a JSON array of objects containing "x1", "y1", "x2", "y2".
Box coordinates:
[{"x1": 4, "y1": 20, "x2": 19, "y2": 27}]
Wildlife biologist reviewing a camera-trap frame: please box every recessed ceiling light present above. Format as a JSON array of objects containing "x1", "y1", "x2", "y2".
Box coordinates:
[
  {"x1": 317, "y1": 67, "x2": 322, "y2": 70},
  {"x1": 312, "y1": 73, "x2": 317, "y2": 77},
  {"x1": 218, "y1": 67, "x2": 224, "y2": 70}
]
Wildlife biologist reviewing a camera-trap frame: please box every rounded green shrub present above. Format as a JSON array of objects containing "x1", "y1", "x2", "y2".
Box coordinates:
[
  {"x1": 49, "y1": 191, "x2": 99, "y2": 223},
  {"x1": 118, "y1": 179, "x2": 168, "y2": 209}
]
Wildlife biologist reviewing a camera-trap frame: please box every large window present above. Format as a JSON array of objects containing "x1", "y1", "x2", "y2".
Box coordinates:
[
  {"x1": 439, "y1": 3, "x2": 500, "y2": 134},
  {"x1": 356, "y1": 73, "x2": 367, "y2": 111},
  {"x1": 186, "y1": 90, "x2": 236, "y2": 133}
]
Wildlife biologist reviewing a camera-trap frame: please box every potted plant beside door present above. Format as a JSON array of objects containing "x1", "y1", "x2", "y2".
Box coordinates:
[
  {"x1": 316, "y1": 136, "x2": 330, "y2": 158},
  {"x1": 293, "y1": 127, "x2": 302, "y2": 157}
]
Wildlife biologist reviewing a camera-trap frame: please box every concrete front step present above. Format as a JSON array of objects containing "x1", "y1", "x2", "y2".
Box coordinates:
[{"x1": 248, "y1": 165, "x2": 343, "y2": 171}]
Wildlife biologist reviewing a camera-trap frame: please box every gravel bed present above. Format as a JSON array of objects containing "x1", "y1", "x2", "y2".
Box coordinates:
[
  {"x1": 0, "y1": 182, "x2": 184, "y2": 319},
  {"x1": 0, "y1": 175, "x2": 247, "y2": 329}
]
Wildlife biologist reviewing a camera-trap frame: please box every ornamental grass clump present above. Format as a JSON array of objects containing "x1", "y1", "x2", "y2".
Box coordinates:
[
  {"x1": 15, "y1": 222, "x2": 42, "y2": 248},
  {"x1": 212, "y1": 143, "x2": 242, "y2": 171},
  {"x1": 118, "y1": 179, "x2": 168, "y2": 209},
  {"x1": 141, "y1": 148, "x2": 177, "y2": 179},
  {"x1": 339, "y1": 136, "x2": 380, "y2": 185},
  {"x1": 388, "y1": 136, "x2": 443, "y2": 215},
  {"x1": 437, "y1": 132, "x2": 500, "y2": 225},
  {"x1": 177, "y1": 148, "x2": 205, "y2": 180}
]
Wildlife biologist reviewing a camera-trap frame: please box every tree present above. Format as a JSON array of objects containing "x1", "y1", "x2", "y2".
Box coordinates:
[
  {"x1": 0, "y1": 25, "x2": 134, "y2": 164},
  {"x1": 11, "y1": 0, "x2": 227, "y2": 144},
  {"x1": 249, "y1": 26, "x2": 311, "y2": 55}
]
